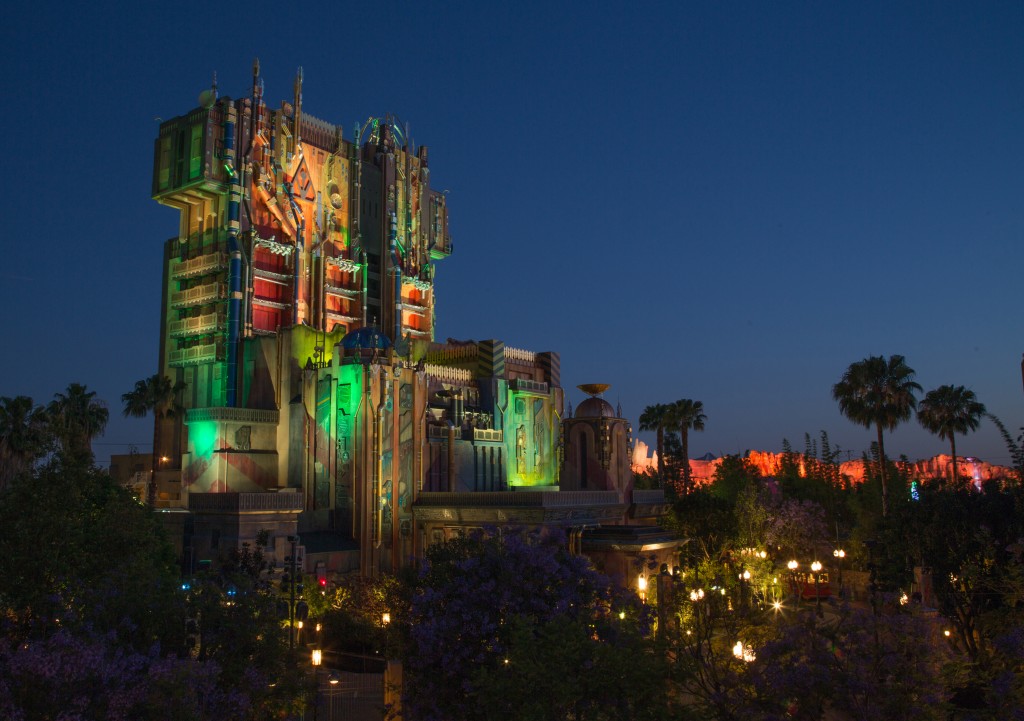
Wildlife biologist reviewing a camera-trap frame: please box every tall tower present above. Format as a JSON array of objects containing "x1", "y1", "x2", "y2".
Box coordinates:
[{"x1": 150, "y1": 67, "x2": 452, "y2": 503}]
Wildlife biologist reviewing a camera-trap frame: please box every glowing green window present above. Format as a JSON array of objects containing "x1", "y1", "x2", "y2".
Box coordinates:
[
  {"x1": 189, "y1": 124, "x2": 203, "y2": 179},
  {"x1": 158, "y1": 136, "x2": 172, "y2": 189}
]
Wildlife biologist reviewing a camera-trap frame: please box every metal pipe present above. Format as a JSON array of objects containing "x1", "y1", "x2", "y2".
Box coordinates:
[
  {"x1": 224, "y1": 100, "x2": 242, "y2": 407},
  {"x1": 447, "y1": 422, "x2": 456, "y2": 492},
  {"x1": 361, "y1": 250, "x2": 368, "y2": 327},
  {"x1": 373, "y1": 371, "x2": 387, "y2": 550},
  {"x1": 390, "y1": 211, "x2": 402, "y2": 341}
]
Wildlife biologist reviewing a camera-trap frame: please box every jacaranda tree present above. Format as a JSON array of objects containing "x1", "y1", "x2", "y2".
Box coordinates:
[{"x1": 401, "y1": 528, "x2": 664, "y2": 721}]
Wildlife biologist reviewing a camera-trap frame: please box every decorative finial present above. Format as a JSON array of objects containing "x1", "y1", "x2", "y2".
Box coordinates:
[{"x1": 577, "y1": 384, "x2": 611, "y2": 398}]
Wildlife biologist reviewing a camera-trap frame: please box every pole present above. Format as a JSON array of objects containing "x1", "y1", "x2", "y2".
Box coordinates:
[{"x1": 288, "y1": 535, "x2": 298, "y2": 649}]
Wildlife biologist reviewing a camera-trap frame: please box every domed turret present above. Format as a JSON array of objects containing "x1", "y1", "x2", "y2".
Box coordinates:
[
  {"x1": 341, "y1": 326, "x2": 392, "y2": 350},
  {"x1": 575, "y1": 397, "x2": 616, "y2": 418}
]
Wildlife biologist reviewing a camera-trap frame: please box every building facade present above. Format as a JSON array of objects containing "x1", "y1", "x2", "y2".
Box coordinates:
[{"x1": 151, "y1": 67, "x2": 676, "y2": 582}]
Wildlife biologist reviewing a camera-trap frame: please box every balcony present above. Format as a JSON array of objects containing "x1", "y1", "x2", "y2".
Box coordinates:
[
  {"x1": 428, "y1": 425, "x2": 461, "y2": 439},
  {"x1": 170, "y1": 281, "x2": 226, "y2": 308},
  {"x1": 188, "y1": 491, "x2": 301, "y2": 513},
  {"x1": 512, "y1": 378, "x2": 549, "y2": 394},
  {"x1": 252, "y1": 295, "x2": 289, "y2": 310},
  {"x1": 168, "y1": 342, "x2": 218, "y2": 367},
  {"x1": 186, "y1": 407, "x2": 280, "y2": 425},
  {"x1": 402, "y1": 276, "x2": 432, "y2": 292},
  {"x1": 324, "y1": 282, "x2": 360, "y2": 298},
  {"x1": 472, "y1": 428, "x2": 503, "y2": 443},
  {"x1": 325, "y1": 309, "x2": 361, "y2": 323},
  {"x1": 325, "y1": 255, "x2": 361, "y2": 273},
  {"x1": 413, "y1": 490, "x2": 626, "y2": 525},
  {"x1": 168, "y1": 311, "x2": 224, "y2": 338},
  {"x1": 170, "y1": 252, "x2": 228, "y2": 280},
  {"x1": 253, "y1": 263, "x2": 291, "y2": 283}
]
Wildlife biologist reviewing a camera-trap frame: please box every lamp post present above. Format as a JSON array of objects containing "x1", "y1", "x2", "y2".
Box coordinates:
[
  {"x1": 833, "y1": 548, "x2": 845, "y2": 598},
  {"x1": 638, "y1": 574, "x2": 648, "y2": 604},
  {"x1": 310, "y1": 649, "x2": 323, "y2": 721},
  {"x1": 787, "y1": 560, "x2": 799, "y2": 606},
  {"x1": 810, "y1": 561, "x2": 823, "y2": 617}
]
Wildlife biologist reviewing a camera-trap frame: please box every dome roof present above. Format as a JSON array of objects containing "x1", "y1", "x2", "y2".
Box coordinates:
[
  {"x1": 575, "y1": 396, "x2": 616, "y2": 419},
  {"x1": 341, "y1": 326, "x2": 392, "y2": 350}
]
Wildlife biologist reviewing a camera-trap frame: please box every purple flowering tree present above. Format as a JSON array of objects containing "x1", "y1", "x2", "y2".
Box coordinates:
[{"x1": 399, "y1": 527, "x2": 664, "y2": 721}]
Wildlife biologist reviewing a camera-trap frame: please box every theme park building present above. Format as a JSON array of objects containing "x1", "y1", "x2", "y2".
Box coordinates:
[{"x1": 150, "y1": 66, "x2": 676, "y2": 582}]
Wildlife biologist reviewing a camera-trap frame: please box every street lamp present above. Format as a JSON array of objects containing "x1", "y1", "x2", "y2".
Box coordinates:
[
  {"x1": 739, "y1": 569, "x2": 751, "y2": 611},
  {"x1": 638, "y1": 574, "x2": 648, "y2": 604},
  {"x1": 787, "y1": 560, "x2": 799, "y2": 606},
  {"x1": 810, "y1": 561, "x2": 823, "y2": 617},
  {"x1": 833, "y1": 548, "x2": 846, "y2": 598}
]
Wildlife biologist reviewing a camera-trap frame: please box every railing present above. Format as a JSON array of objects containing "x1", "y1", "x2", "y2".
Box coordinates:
[
  {"x1": 505, "y1": 346, "x2": 536, "y2": 363},
  {"x1": 402, "y1": 276, "x2": 432, "y2": 291},
  {"x1": 324, "y1": 283, "x2": 360, "y2": 298},
  {"x1": 416, "y1": 491, "x2": 620, "y2": 507},
  {"x1": 424, "y1": 344, "x2": 478, "y2": 363},
  {"x1": 512, "y1": 378, "x2": 549, "y2": 394},
  {"x1": 168, "y1": 312, "x2": 224, "y2": 337},
  {"x1": 325, "y1": 255, "x2": 361, "y2": 273},
  {"x1": 170, "y1": 252, "x2": 228, "y2": 279},
  {"x1": 472, "y1": 428, "x2": 503, "y2": 442},
  {"x1": 168, "y1": 342, "x2": 218, "y2": 366},
  {"x1": 170, "y1": 282, "x2": 226, "y2": 308},
  {"x1": 252, "y1": 295, "x2": 289, "y2": 309},
  {"x1": 423, "y1": 364, "x2": 473, "y2": 384},
  {"x1": 188, "y1": 492, "x2": 302, "y2": 513},
  {"x1": 428, "y1": 425, "x2": 459, "y2": 439},
  {"x1": 326, "y1": 309, "x2": 361, "y2": 323},
  {"x1": 186, "y1": 407, "x2": 280, "y2": 424},
  {"x1": 253, "y1": 263, "x2": 292, "y2": 282},
  {"x1": 631, "y1": 489, "x2": 667, "y2": 505}
]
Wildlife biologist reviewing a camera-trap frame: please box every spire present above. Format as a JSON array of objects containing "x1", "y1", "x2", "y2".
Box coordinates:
[{"x1": 293, "y1": 67, "x2": 304, "y2": 147}]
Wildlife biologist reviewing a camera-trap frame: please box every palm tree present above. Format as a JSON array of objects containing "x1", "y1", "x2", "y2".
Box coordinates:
[
  {"x1": 0, "y1": 396, "x2": 51, "y2": 490},
  {"x1": 122, "y1": 374, "x2": 184, "y2": 506},
  {"x1": 669, "y1": 399, "x2": 706, "y2": 494},
  {"x1": 48, "y1": 383, "x2": 109, "y2": 459},
  {"x1": 917, "y1": 385, "x2": 986, "y2": 485},
  {"x1": 832, "y1": 355, "x2": 921, "y2": 517},
  {"x1": 638, "y1": 403, "x2": 673, "y2": 485}
]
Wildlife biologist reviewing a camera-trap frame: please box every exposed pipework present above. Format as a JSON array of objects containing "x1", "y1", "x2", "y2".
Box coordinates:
[
  {"x1": 390, "y1": 211, "x2": 402, "y2": 341},
  {"x1": 372, "y1": 370, "x2": 388, "y2": 550},
  {"x1": 447, "y1": 422, "x2": 456, "y2": 492},
  {"x1": 361, "y1": 250, "x2": 368, "y2": 327},
  {"x1": 224, "y1": 100, "x2": 242, "y2": 407}
]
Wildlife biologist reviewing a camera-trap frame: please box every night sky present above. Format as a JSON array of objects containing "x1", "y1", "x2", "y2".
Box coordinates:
[{"x1": 2, "y1": 2, "x2": 1022, "y2": 468}]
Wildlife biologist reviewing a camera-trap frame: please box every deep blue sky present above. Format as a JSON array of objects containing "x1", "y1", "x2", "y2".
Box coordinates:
[{"x1": 2, "y1": 2, "x2": 1022, "y2": 468}]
